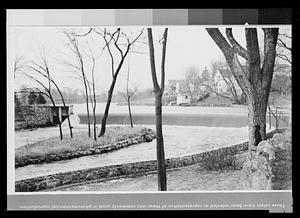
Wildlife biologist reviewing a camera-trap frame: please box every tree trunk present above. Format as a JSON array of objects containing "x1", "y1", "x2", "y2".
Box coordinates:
[
  {"x1": 58, "y1": 123, "x2": 63, "y2": 140},
  {"x1": 99, "y1": 78, "x2": 117, "y2": 137},
  {"x1": 49, "y1": 95, "x2": 63, "y2": 140},
  {"x1": 85, "y1": 94, "x2": 91, "y2": 138},
  {"x1": 247, "y1": 92, "x2": 268, "y2": 152},
  {"x1": 50, "y1": 81, "x2": 73, "y2": 138},
  {"x1": 127, "y1": 97, "x2": 133, "y2": 128},
  {"x1": 206, "y1": 28, "x2": 278, "y2": 152},
  {"x1": 65, "y1": 108, "x2": 73, "y2": 138},
  {"x1": 155, "y1": 91, "x2": 167, "y2": 191},
  {"x1": 81, "y1": 66, "x2": 91, "y2": 138},
  {"x1": 147, "y1": 28, "x2": 168, "y2": 191},
  {"x1": 93, "y1": 104, "x2": 97, "y2": 141},
  {"x1": 268, "y1": 103, "x2": 272, "y2": 129}
]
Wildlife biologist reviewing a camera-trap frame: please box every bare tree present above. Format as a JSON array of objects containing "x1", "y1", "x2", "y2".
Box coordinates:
[
  {"x1": 14, "y1": 55, "x2": 26, "y2": 79},
  {"x1": 206, "y1": 28, "x2": 278, "y2": 153},
  {"x1": 27, "y1": 53, "x2": 73, "y2": 139},
  {"x1": 267, "y1": 93, "x2": 290, "y2": 131},
  {"x1": 85, "y1": 46, "x2": 99, "y2": 141},
  {"x1": 92, "y1": 28, "x2": 144, "y2": 137},
  {"x1": 273, "y1": 31, "x2": 291, "y2": 94},
  {"x1": 23, "y1": 71, "x2": 63, "y2": 140},
  {"x1": 119, "y1": 58, "x2": 138, "y2": 127},
  {"x1": 63, "y1": 31, "x2": 91, "y2": 138},
  {"x1": 147, "y1": 28, "x2": 168, "y2": 191},
  {"x1": 276, "y1": 32, "x2": 291, "y2": 66},
  {"x1": 183, "y1": 66, "x2": 203, "y2": 102}
]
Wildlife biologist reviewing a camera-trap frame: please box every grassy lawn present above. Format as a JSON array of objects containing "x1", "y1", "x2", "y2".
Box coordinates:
[{"x1": 15, "y1": 126, "x2": 147, "y2": 164}]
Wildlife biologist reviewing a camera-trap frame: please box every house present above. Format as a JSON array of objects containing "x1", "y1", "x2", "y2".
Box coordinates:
[
  {"x1": 176, "y1": 92, "x2": 191, "y2": 105},
  {"x1": 167, "y1": 80, "x2": 191, "y2": 105},
  {"x1": 213, "y1": 67, "x2": 243, "y2": 96}
]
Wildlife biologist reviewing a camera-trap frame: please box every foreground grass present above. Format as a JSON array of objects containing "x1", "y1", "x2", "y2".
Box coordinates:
[{"x1": 15, "y1": 126, "x2": 146, "y2": 164}]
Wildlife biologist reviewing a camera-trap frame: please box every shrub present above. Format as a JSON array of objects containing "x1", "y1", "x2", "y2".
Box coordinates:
[
  {"x1": 36, "y1": 93, "x2": 47, "y2": 104},
  {"x1": 28, "y1": 91, "x2": 37, "y2": 105},
  {"x1": 201, "y1": 149, "x2": 236, "y2": 171},
  {"x1": 270, "y1": 146, "x2": 292, "y2": 189}
]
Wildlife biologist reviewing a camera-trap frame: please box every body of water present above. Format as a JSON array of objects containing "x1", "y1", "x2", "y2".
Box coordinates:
[{"x1": 74, "y1": 103, "x2": 289, "y2": 128}]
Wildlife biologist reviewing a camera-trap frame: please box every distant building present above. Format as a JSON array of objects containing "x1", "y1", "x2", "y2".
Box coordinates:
[
  {"x1": 213, "y1": 67, "x2": 243, "y2": 96},
  {"x1": 167, "y1": 80, "x2": 191, "y2": 105},
  {"x1": 176, "y1": 92, "x2": 191, "y2": 105}
]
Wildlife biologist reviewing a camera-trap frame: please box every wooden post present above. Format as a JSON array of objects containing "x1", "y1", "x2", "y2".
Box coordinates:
[
  {"x1": 58, "y1": 107, "x2": 62, "y2": 123},
  {"x1": 49, "y1": 107, "x2": 54, "y2": 123},
  {"x1": 268, "y1": 106, "x2": 271, "y2": 129}
]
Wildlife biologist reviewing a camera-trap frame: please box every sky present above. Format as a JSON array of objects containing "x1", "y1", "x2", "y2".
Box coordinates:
[{"x1": 8, "y1": 26, "x2": 290, "y2": 95}]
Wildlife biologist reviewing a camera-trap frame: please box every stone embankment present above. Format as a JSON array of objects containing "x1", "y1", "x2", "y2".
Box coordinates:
[
  {"x1": 242, "y1": 129, "x2": 292, "y2": 190},
  {"x1": 15, "y1": 128, "x2": 156, "y2": 168}
]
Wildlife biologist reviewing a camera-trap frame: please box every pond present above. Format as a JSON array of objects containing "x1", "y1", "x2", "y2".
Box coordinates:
[{"x1": 75, "y1": 103, "x2": 289, "y2": 128}]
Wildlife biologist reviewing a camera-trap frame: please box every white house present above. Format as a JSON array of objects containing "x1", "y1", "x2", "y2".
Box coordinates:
[
  {"x1": 213, "y1": 68, "x2": 243, "y2": 96},
  {"x1": 167, "y1": 80, "x2": 191, "y2": 105},
  {"x1": 176, "y1": 92, "x2": 191, "y2": 105}
]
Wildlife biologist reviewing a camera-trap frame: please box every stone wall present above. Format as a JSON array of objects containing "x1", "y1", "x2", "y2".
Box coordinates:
[
  {"x1": 15, "y1": 128, "x2": 156, "y2": 168},
  {"x1": 242, "y1": 129, "x2": 292, "y2": 190},
  {"x1": 15, "y1": 141, "x2": 249, "y2": 192},
  {"x1": 15, "y1": 129, "x2": 282, "y2": 192},
  {"x1": 16, "y1": 105, "x2": 53, "y2": 130}
]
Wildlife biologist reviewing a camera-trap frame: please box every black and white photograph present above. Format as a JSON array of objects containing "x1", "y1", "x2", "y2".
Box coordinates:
[
  {"x1": 9, "y1": 25, "x2": 292, "y2": 193},
  {"x1": 4, "y1": 8, "x2": 294, "y2": 212}
]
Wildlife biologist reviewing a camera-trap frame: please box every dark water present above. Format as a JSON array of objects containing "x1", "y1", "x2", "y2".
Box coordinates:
[{"x1": 78, "y1": 113, "x2": 289, "y2": 128}]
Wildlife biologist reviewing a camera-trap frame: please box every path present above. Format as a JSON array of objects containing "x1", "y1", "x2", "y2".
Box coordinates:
[{"x1": 55, "y1": 164, "x2": 250, "y2": 192}]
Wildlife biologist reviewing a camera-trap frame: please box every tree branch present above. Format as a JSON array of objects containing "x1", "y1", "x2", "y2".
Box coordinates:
[
  {"x1": 261, "y1": 28, "x2": 279, "y2": 89},
  {"x1": 147, "y1": 28, "x2": 160, "y2": 91},
  {"x1": 160, "y1": 28, "x2": 168, "y2": 91},
  {"x1": 226, "y1": 28, "x2": 249, "y2": 60}
]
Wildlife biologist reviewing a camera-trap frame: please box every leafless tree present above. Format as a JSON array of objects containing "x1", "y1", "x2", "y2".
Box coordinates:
[
  {"x1": 273, "y1": 31, "x2": 291, "y2": 93},
  {"x1": 206, "y1": 28, "x2": 278, "y2": 153},
  {"x1": 183, "y1": 66, "x2": 203, "y2": 101},
  {"x1": 23, "y1": 68, "x2": 63, "y2": 140},
  {"x1": 91, "y1": 28, "x2": 144, "y2": 137},
  {"x1": 276, "y1": 32, "x2": 291, "y2": 66},
  {"x1": 147, "y1": 28, "x2": 168, "y2": 191},
  {"x1": 85, "y1": 46, "x2": 99, "y2": 141},
  {"x1": 14, "y1": 55, "x2": 26, "y2": 79},
  {"x1": 63, "y1": 31, "x2": 91, "y2": 138},
  {"x1": 26, "y1": 53, "x2": 73, "y2": 139},
  {"x1": 267, "y1": 94, "x2": 289, "y2": 131},
  {"x1": 119, "y1": 58, "x2": 138, "y2": 127}
]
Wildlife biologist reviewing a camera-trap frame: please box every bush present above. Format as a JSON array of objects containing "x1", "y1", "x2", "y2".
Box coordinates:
[
  {"x1": 36, "y1": 93, "x2": 47, "y2": 104},
  {"x1": 201, "y1": 149, "x2": 236, "y2": 171},
  {"x1": 270, "y1": 146, "x2": 292, "y2": 189},
  {"x1": 28, "y1": 91, "x2": 37, "y2": 105}
]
